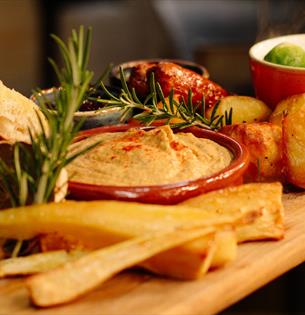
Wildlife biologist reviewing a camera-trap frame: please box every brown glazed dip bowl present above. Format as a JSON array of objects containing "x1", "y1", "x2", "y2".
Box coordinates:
[{"x1": 68, "y1": 124, "x2": 249, "y2": 204}]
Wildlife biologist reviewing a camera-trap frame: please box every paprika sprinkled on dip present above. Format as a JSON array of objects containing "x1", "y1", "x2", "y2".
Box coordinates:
[{"x1": 67, "y1": 125, "x2": 232, "y2": 186}]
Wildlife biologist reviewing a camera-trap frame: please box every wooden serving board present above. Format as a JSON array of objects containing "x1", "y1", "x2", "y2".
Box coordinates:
[{"x1": 1, "y1": 192, "x2": 305, "y2": 315}]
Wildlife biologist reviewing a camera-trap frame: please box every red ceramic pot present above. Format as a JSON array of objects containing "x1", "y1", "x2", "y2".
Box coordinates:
[
  {"x1": 249, "y1": 34, "x2": 305, "y2": 109},
  {"x1": 68, "y1": 124, "x2": 249, "y2": 205}
]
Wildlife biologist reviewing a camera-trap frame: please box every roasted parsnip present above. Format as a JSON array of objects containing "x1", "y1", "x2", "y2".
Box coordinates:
[{"x1": 182, "y1": 182, "x2": 284, "y2": 242}]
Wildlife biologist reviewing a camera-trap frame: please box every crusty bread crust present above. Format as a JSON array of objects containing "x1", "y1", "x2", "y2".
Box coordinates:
[{"x1": 0, "y1": 81, "x2": 47, "y2": 143}]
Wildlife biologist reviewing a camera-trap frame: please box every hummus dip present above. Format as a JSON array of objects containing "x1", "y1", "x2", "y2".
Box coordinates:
[{"x1": 67, "y1": 126, "x2": 232, "y2": 186}]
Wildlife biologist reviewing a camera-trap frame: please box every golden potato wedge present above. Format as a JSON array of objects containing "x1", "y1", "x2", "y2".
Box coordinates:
[
  {"x1": 282, "y1": 95, "x2": 305, "y2": 188},
  {"x1": 207, "y1": 96, "x2": 271, "y2": 125},
  {"x1": 269, "y1": 97, "x2": 290, "y2": 126},
  {"x1": 221, "y1": 122, "x2": 283, "y2": 182},
  {"x1": 182, "y1": 182, "x2": 284, "y2": 242},
  {"x1": 269, "y1": 93, "x2": 305, "y2": 127}
]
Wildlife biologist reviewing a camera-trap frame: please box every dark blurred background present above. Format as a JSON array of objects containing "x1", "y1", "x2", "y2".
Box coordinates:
[
  {"x1": 1, "y1": 0, "x2": 305, "y2": 97},
  {"x1": 1, "y1": 0, "x2": 305, "y2": 313}
]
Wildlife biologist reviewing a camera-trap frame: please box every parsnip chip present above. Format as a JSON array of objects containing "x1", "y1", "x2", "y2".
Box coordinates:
[
  {"x1": 0, "y1": 250, "x2": 83, "y2": 277},
  {"x1": 0, "y1": 200, "x2": 250, "y2": 245},
  {"x1": 210, "y1": 228, "x2": 237, "y2": 269},
  {"x1": 27, "y1": 226, "x2": 215, "y2": 307},
  {"x1": 0, "y1": 193, "x2": 261, "y2": 280},
  {"x1": 142, "y1": 228, "x2": 238, "y2": 279},
  {"x1": 141, "y1": 232, "x2": 217, "y2": 280},
  {"x1": 182, "y1": 182, "x2": 284, "y2": 242}
]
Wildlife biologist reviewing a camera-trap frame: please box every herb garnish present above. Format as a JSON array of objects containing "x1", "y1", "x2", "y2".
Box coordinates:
[
  {"x1": 95, "y1": 69, "x2": 231, "y2": 130},
  {"x1": 0, "y1": 26, "x2": 96, "y2": 256}
]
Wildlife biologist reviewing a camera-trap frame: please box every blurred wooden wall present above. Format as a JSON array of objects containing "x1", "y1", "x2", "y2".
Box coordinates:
[
  {"x1": 57, "y1": 0, "x2": 175, "y2": 83},
  {"x1": 0, "y1": 0, "x2": 42, "y2": 96}
]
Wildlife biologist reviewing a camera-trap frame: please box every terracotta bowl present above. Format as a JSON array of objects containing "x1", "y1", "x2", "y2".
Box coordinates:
[
  {"x1": 249, "y1": 34, "x2": 305, "y2": 109},
  {"x1": 109, "y1": 59, "x2": 209, "y2": 88},
  {"x1": 68, "y1": 124, "x2": 249, "y2": 205}
]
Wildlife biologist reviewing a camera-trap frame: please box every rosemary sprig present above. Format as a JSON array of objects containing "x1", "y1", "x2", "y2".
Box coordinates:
[
  {"x1": 95, "y1": 68, "x2": 229, "y2": 130},
  {"x1": 31, "y1": 26, "x2": 95, "y2": 205},
  {"x1": 0, "y1": 26, "x2": 95, "y2": 256}
]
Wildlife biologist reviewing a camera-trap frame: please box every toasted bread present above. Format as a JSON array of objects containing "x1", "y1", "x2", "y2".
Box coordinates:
[{"x1": 0, "y1": 81, "x2": 47, "y2": 143}]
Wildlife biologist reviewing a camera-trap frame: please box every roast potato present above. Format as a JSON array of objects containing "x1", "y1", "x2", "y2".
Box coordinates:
[
  {"x1": 207, "y1": 96, "x2": 271, "y2": 125},
  {"x1": 269, "y1": 93, "x2": 305, "y2": 126},
  {"x1": 221, "y1": 122, "x2": 283, "y2": 182},
  {"x1": 281, "y1": 94, "x2": 305, "y2": 188}
]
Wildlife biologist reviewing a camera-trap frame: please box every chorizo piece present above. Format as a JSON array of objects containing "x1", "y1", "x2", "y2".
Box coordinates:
[{"x1": 128, "y1": 62, "x2": 228, "y2": 110}]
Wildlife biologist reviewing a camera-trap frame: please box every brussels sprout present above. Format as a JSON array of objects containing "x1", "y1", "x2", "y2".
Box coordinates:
[{"x1": 264, "y1": 42, "x2": 305, "y2": 67}]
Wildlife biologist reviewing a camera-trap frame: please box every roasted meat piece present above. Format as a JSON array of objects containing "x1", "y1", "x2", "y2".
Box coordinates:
[
  {"x1": 128, "y1": 62, "x2": 156, "y2": 98},
  {"x1": 152, "y1": 62, "x2": 228, "y2": 109},
  {"x1": 128, "y1": 62, "x2": 228, "y2": 110}
]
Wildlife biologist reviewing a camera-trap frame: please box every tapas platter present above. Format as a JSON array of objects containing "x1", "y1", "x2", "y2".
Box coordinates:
[{"x1": 1, "y1": 26, "x2": 305, "y2": 314}]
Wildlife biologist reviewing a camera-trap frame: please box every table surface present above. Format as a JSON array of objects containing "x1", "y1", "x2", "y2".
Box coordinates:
[{"x1": 1, "y1": 192, "x2": 305, "y2": 315}]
